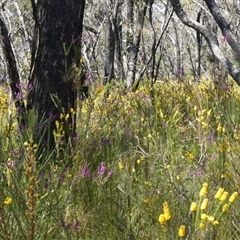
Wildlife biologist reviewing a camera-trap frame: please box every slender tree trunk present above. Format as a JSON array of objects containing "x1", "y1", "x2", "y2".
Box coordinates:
[
  {"x1": 126, "y1": 1, "x2": 147, "y2": 89},
  {"x1": 104, "y1": 1, "x2": 115, "y2": 84},
  {"x1": 0, "y1": 16, "x2": 26, "y2": 126}
]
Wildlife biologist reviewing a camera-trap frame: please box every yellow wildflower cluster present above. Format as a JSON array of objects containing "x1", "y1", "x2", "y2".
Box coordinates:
[
  {"x1": 158, "y1": 202, "x2": 171, "y2": 232},
  {"x1": 190, "y1": 184, "x2": 239, "y2": 230},
  {"x1": 196, "y1": 108, "x2": 212, "y2": 128}
]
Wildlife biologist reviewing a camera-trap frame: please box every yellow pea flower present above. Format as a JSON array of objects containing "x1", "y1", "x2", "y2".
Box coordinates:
[
  {"x1": 200, "y1": 198, "x2": 208, "y2": 210},
  {"x1": 229, "y1": 191, "x2": 239, "y2": 203},
  {"x1": 190, "y1": 202, "x2": 197, "y2": 212},
  {"x1": 118, "y1": 162, "x2": 123, "y2": 169},
  {"x1": 158, "y1": 214, "x2": 166, "y2": 224},
  {"x1": 201, "y1": 213, "x2": 208, "y2": 220},
  {"x1": 199, "y1": 183, "x2": 208, "y2": 197},
  {"x1": 4, "y1": 197, "x2": 12, "y2": 206},
  {"x1": 219, "y1": 191, "x2": 228, "y2": 201},
  {"x1": 222, "y1": 203, "x2": 230, "y2": 212},
  {"x1": 199, "y1": 222, "x2": 205, "y2": 229},
  {"x1": 163, "y1": 202, "x2": 171, "y2": 221},
  {"x1": 215, "y1": 188, "x2": 224, "y2": 199},
  {"x1": 178, "y1": 225, "x2": 186, "y2": 237}
]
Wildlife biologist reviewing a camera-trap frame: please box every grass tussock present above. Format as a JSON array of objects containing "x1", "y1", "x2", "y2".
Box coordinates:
[{"x1": 0, "y1": 79, "x2": 240, "y2": 239}]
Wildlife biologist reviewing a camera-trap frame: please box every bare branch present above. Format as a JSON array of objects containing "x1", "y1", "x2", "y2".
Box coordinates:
[{"x1": 169, "y1": 0, "x2": 240, "y2": 85}]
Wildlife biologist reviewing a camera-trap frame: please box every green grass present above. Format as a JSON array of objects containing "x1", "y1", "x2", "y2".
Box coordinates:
[{"x1": 0, "y1": 79, "x2": 240, "y2": 239}]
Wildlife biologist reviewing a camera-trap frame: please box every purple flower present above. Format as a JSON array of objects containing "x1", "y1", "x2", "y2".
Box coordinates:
[
  {"x1": 175, "y1": 68, "x2": 184, "y2": 77},
  {"x1": 107, "y1": 169, "x2": 114, "y2": 178},
  {"x1": 98, "y1": 162, "x2": 106, "y2": 175},
  {"x1": 81, "y1": 165, "x2": 91, "y2": 177}
]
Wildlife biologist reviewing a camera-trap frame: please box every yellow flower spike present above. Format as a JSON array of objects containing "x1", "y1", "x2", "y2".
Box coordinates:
[
  {"x1": 214, "y1": 187, "x2": 224, "y2": 199},
  {"x1": 178, "y1": 225, "x2": 186, "y2": 237},
  {"x1": 200, "y1": 198, "x2": 208, "y2": 210},
  {"x1": 199, "y1": 183, "x2": 208, "y2": 197},
  {"x1": 163, "y1": 202, "x2": 171, "y2": 221},
  {"x1": 217, "y1": 123, "x2": 222, "y2": 133},
  {"x1": 222, "y1": 203, "x2": 230, "y2": 212},
  {"x1": 190, "y1": 202, "x2": 197, "y2": 212},
  {"x1": 229, "y1": 191, "x2": 239, "y2": 203},
  {"x1": 4, "y1": 197, "x2": 12, "y2": 206},
  {"x1": 219, "y1": 191, "x2": 229, "y2": 202},
  {"x1": 158, "y1": 214, "x2": 166, "y2": 224}
]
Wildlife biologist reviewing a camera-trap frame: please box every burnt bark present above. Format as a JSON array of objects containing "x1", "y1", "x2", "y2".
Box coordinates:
[{"x1": 28, "y1": 1, "x2": 85, "y2": 152}]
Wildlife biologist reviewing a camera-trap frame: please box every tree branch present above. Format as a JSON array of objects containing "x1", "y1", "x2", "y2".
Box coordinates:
[
  {"x1": 204, "y1": 0, "x2": 240, "y2": 63},
  {"x1": 169, "y1": 0, "x2": 240, "y2": 85}
]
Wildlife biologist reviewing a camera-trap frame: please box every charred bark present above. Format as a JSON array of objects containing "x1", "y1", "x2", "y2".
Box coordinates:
[{"x1": 29, "y1": 1, "x2": 85, "y2": 152}]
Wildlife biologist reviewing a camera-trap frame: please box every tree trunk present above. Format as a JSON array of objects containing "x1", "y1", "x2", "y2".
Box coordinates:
[
  {"x1": 28, "y1": 0, "x2": 85, "y2": 152},
  {"x1": 0, "y1": 16, "x2": 26, "y2": 127}
]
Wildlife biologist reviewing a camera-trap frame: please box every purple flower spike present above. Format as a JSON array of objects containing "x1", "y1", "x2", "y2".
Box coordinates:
[
  {"x1": 98, "y1": 162, "x2": 106, "y2": 175},
  {"x1": 107, "y1": 169, "x2": 114, "y2": 178},
  {"x1": 81, "y1": 165, "x2": 91, "y2": 177}
]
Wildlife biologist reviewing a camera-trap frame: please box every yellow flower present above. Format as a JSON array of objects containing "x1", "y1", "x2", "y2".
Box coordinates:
[
  {"x1": 143, "y1": 199, "x2": 149, "y2": 204},
  {"x1": 4, "y1": 197, "x2": 12, "y2": 206},
  {"x1": 185, "y1": 151, "x2": 195, "y2": 161},
  {"x1": 217, "y1": 123, "x2": 222, "y2": 133},
  {"x1": 207, "y1": 216, "x2": 215, "y2": 223},
  {"x1": 213, "y1": 220, "x2": 219, "y2": 226},
  {"x1": 118, "y1": 162, "x2": 123, "y2": 169},
  {"x1": 178, "y1": 225, "x2": 186, "y2": 237},
  {"x1": 222, "y1": 203, "x2": 230, "y2": 212},
  {"x1": 190, "y1": 202, "x2": 197, "y2": 212},
  {"x1": 200, "y1": 198, "x2": 208, "y2": 210},
  {"x1": 229, "y1": 191, "x2": 239, "y2": 203},
  {"x1": 219, "y1": 191, "x2": 228, "y2": 201},
  {"x1": 158, "y1": 214, "x2": 166, "y2": 224},
  {"x1": 201, "y1": 213, "x2": 208, "y2": 220},
  {"x1": 199, "y1": 222, "x2": 205, "y2": 229},
  {"x1": 199, "y1": 183, "x2": 208, "y2": 197},
  {"x1": 215, "y1": 188, "x2": 224, "y2": 199},
  {"x1": 163, "y1": 202, "x2": 171, "y2": 221}
]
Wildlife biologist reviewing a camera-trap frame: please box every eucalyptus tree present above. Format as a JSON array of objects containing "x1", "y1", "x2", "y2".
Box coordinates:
[
  {"x1": 0, "y1": 0, "x2": 86, "y2": 155},
  {"x1": 169, "y1": 0, "x2": 240, "y2": 85}
]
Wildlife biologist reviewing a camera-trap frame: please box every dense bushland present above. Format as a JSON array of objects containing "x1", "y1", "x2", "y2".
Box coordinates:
[{"x1": 0, "y1": 79, "x2": 240, "y2": 239}]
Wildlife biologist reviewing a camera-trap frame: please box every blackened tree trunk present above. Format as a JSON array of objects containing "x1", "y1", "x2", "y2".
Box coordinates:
[{"x1": 28, "y1": 0, "x2": 85, "y2": 152}]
